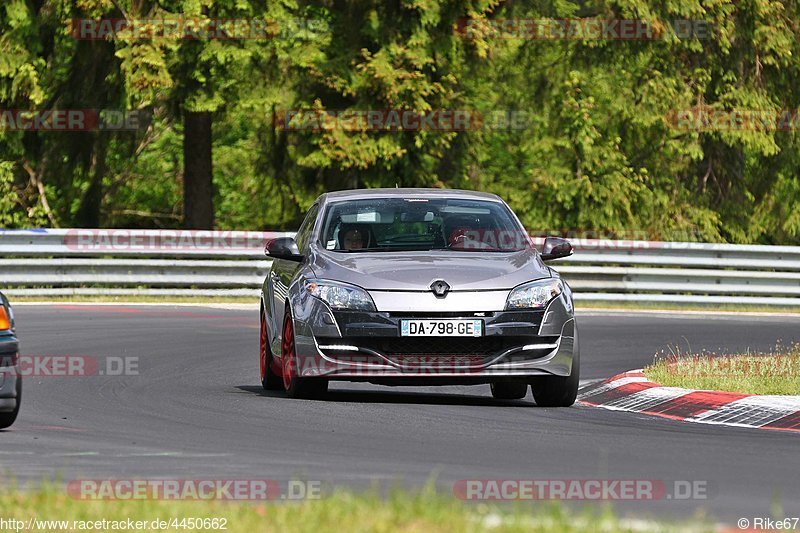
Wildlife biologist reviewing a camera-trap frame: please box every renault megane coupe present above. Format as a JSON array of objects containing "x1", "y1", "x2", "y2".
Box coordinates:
[{"x1": 259, "y1": 189, "x2": 578, "y2": 405}]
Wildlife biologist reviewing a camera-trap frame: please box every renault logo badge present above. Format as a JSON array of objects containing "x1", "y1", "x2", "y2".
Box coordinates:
[{"x1": 430, "y1": 280, "x2": 450, "y2": 298}]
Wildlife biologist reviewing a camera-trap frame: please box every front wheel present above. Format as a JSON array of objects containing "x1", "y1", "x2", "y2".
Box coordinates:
[
  {"x1": 530, "y1": 352, "x2": 579, "y2": 407},
  {"x1": 260, "y1": 311, "x2": 283, "y2": 390},
  {"x1": 281, "y1": 311, "x2": 328, "y2": 399},
  {"x1": 0, "y1": 376, "x2": 21, "y2": 429}
]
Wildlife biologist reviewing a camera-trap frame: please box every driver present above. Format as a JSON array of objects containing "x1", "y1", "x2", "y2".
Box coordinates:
[
  {"x1": 445, "y1": 215, "x2": 481, "y2": 248},
  {"x1": 342, "y1": 228, "x2": 364, "y2": 250}
]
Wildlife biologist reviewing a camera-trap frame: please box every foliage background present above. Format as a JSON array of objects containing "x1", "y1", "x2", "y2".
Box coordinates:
[{"x1": 1, "y1": 0, "x2": 799, "y2": 243}]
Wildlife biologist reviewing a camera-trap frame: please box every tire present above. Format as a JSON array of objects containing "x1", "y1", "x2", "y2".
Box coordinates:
[
  {"x1": 281, "y1": 310, "x2": 328, "y2": 399},
  {"x1": 490, "y1": 380, "x2": 528, "y2": 400},
  {"x1": 259, "y1": 310, "x2": 283, "y2": 391},
  {"x1": 530, "y1": 351, "x2": 579, "y2": 407},
  {"x1": 0, "y1": 376, "x2": 21, "y2": 429}
]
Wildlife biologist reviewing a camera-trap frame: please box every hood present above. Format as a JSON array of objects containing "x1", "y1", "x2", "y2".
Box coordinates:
[{"x1": 309, "y1": 248, "x2": 549, "y2": 291}]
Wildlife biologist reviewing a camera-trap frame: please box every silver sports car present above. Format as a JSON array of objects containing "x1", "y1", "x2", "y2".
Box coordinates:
[{"x1": 260, "y1": 188, "x2": 578, "y2": 405}]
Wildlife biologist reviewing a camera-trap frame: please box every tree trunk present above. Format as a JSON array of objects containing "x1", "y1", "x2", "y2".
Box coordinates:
[
  {"x1": 183, "y1": 111, "x2": 214, "y2": 229},
  {"x1": 75, "y1": 134, "x2": 107, "y2": 228}
]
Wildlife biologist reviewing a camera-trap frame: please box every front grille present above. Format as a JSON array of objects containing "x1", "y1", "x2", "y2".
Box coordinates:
[
  {"x1": 388, "y1": 311, "x2": 496, "y2": 318},
  {"x1": 317, "y1": 334, "x2": 559, "y2": 369},
  {"x1": 367, "y1": 336, "x2": 515, "y2": 356},
  {"x1": 319, "y1": 336, "x2": 546, "y2": 357}
]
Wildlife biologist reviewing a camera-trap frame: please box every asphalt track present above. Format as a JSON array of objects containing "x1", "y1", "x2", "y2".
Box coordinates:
[{"x1": 3, "y1": 304, "x2": 800, "y2": 522}]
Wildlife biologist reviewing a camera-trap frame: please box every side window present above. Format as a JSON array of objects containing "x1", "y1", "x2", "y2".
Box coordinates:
[{"x1": 295, "y1": 204, "x2": 320, "y2": 251}]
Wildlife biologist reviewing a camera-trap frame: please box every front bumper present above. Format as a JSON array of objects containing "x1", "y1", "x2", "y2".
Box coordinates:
[
  {"x1": 0, "y1": 335, "x2": 20, "y2": 412},
  {"x1": 289, "y1": 291, "x2": 577, "y2": 383}
]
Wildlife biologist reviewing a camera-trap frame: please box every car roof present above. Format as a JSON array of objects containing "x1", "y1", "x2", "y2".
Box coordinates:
[{"x1": 317, "y1": 188, "x2": 504, "y2": 205}]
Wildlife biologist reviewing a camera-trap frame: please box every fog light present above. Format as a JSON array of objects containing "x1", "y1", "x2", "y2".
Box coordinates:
[{"x1": 319, "y1": 345, "x2": 359, "y2": 352}]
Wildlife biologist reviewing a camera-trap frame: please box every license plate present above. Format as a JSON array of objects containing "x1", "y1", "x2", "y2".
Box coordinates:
[{"x1": 400, "y1": 319, "x2": 483, "y2": 337}]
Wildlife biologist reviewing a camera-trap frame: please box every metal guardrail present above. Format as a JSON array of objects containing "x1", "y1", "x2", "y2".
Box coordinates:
[{"x1": 1, "y1": 229, "x2": 800, "y2": 306}]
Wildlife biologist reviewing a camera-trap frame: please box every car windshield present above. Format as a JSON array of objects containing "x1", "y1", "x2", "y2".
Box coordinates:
[{"x1": 318, "y1": 197, "x2": 528, "y2": 253}]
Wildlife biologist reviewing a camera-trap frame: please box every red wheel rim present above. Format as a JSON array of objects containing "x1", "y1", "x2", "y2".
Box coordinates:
[
  {"x1": 281, "y1": 315, "x2": 296, "y2": 391},
  {"x1": 259, "y1": 314, "x2": 267, "y2": 381}
]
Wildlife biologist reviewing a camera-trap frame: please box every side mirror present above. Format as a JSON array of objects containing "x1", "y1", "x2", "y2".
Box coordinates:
[
  {"x1": 266, "y1": 237, "x2": 303, "y2": 262},
  {"x1": 540, "y1": 237, "x2": 573, "y2": 261}
]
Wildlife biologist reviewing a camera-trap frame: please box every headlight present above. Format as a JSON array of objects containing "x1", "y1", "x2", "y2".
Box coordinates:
[
  {"x1": 505, "y1": 279, "x2": 563, "y2": 310},
  {"x1": 305, "y1": 279, "x2": 376, "y2": 311},
  {"x1": 0, "y1": 305, "x2": 10, "y2": 331}
]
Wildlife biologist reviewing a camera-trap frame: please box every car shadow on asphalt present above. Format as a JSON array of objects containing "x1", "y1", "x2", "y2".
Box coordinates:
[{"x1": 235, "y1": 385, "x2": 535, "y2": 407}]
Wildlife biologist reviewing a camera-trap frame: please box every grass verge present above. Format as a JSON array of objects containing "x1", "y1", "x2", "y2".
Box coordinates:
[
  {"x1": 2, "y1": 484, "x2": 713, "y2": 533},
  {"x1": 644, "y1": 344, "x2": 800, "y2": 395}
]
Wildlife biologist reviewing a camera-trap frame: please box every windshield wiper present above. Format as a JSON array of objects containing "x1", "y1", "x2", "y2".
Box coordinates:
[
  {"x1": 440, "y1": 247, "x2": 523, "y2": 252},
  {"x1": 333, "y1": 247, "x2": 442, "y2": 253},
  {"x1": 330, "y1": 247, "x2": 392, "y2": 253}
]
